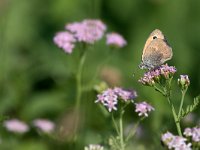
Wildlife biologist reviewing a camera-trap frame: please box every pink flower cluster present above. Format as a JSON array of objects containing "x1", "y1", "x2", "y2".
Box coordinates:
[
  {"x1": 139, "y1": 64, "x2": 176, "y2": 86},
  {"x1": 53, "y1": 32, "x2": 75, "y2": 54},
  {"x1": 54, "y1": 19, "x2": 127, "y2": 54},
  {"x1": 106, "y1": 33, "x2": 126, "y2": 48},
  {"x1": 66, "y1": 19, "x2": 106, "y2": 44},
  {"x1": 184, "y1": 127, "x2": 200, "y2": 142},
  {"x1": 3, "y1": 119, "x2": 29, "y2": 134},
  {"x1": 54, "y1": 19, "x2": 106, "y2": 54},
  {"x1": 135, "y1": 102, "x2": 154, "y2": 117},
  {"x1": 95, "y1": 88, "x2": 154, "y2": 117},
  {"x1": 162, "y1": 132, "x2": 191, "y2": 150},
  {"x1": 95, "y1": 87, "x2": 137, "y2": 112},
  {"x1": 33, "y1": 119, "x2": 55, "y2": 133},
  {"x1": 3, "y1": 118, "x2": 55, "y2": 134}
]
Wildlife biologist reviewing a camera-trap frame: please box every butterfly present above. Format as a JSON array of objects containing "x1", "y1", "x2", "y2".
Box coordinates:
[{"x1": 139, "y1": 29, "x2": 173, "y2": 70}]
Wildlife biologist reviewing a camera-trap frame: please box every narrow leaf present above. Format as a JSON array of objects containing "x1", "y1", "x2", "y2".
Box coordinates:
[{"x1": 181, "y1": 96, "x2": 200, "y2": 119}]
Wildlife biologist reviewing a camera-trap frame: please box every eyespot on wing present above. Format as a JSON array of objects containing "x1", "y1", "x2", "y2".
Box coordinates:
[{"x1": 142, "y1": 29, "x2": 165, "y2": 57}]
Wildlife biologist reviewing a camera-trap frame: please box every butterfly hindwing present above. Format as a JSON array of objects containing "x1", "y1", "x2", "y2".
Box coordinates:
[{"x1": 142, "y1": 46, "x2": 164, "y2": 68}]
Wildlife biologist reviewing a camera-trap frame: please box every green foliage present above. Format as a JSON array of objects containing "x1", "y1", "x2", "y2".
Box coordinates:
[
  {"x1": 0, "y1": 0, "x2": 200, "y2": 149},
  {"x1": 180, "y1": 96, "x2": 200, "y2": 119}
]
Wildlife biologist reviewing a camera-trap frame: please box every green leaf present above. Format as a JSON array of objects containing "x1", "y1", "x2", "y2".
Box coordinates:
[{"x1": 181, "y1": 96, "x2": 200, "y2": 119}]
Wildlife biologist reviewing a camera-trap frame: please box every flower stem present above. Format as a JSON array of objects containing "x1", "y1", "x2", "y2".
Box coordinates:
[
  {"x1": 178, "y1": 89, "x2": 187, "y2": 120},
  {"x1": 119, "y1": 110, "x2": 125, "y2": 150},
  {"x1": 165, "y1": 78, "x2": 182, "y2": 136},
  {"x1": 112, "y1": 114, "x2": 120, "y2": 136},
  {"x1": 73, "y1": 49, "x2": 87, "y2": 140},
  {"x1": 75, "y1": 50, "x2": 87, "y2": 110},
  {"x1": 167, "y1": 96, "x2": 182, "y2": 136},
  {"x1": 154, "y1": 85, "x2": 166, "y2": 96},
  {"x1": 160, "y1": 78, "x2": 183, "y2": 136}
]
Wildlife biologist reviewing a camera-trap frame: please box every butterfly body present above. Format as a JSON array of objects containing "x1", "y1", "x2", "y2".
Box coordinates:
[{"x1": 139, "y1": 29, "x2": 173, "y2": 70}]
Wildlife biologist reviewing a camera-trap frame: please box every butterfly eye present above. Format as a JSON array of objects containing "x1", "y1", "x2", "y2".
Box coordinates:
[{"x1": 153, "y1": 36, "x2": 157, "y2": 39}]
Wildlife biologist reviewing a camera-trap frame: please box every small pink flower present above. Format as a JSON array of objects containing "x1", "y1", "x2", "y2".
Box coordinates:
[
  {"x1": 4, "y1": 119, "x2": 29, "y2": 133},
  {"x1": 95, "y1": 87, "x2": 137, "y2": 112},
  {"x1": 171, "y1": 136, "x2": 191, "y2": 150},
  {"x1": 106, "y1": 33, "x2": 127, "y2": 48},
  {"x1": 184, "y1": 128, "x2": 193, "y2": 137},
  {"x1": 113, "y1": 87, "x2": 137, "y2": 101},
  {"x1": 96, "y1": 88, "x2": 118, "y2": 112},
  {"x1": 33, "y1": 119, "x2": 55, "y2": 133},
  {"x1": 192, "y1": 127, "x2": 200, "y2": 142},
  {"x1": 183, "y1": 127, "x2": 200, "y2": 142},
  {"x1": 66, "y1": 22, "x2": 82, "y2": 33},
  {"x1": 161, "y1": 132, "x2": 175, "y2": 149},
  {"x1": 66, "y1": 19, "x2": 106, "y2": 44},
  {"x1": 53, "y1": 31, "x2": 76, "y2": 54},
  {"x1": 161, "y1": 131, "x2": 192, "y2": 150},
  {"x1": 135, "y1": 102, "x2": 154, "y2": 117}
]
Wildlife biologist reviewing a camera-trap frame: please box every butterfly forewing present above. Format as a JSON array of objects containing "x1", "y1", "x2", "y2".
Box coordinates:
[{"x1": 140, "y1": 29, "x2": 173, "y2": 69}]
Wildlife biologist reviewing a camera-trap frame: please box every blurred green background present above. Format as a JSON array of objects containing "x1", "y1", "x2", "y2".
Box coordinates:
[{"x1": 0, "y1": 0, "x2": 200, "y2": 149}]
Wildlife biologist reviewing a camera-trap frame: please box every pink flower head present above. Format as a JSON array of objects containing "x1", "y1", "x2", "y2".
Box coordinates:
[
  {"x1": 161, "y1": 132, "x2": 175, "y2": 149},
  {"x1": 171, "y1": 136, "x2": 191, "y2": 150},
  {"x1": 160, "y1": 64, "x2": 177, "y2": 78},
  {"x1": 4, "y1": 119, "x2": 29, "y2": 134},
  {"x1": 96, "y1": 88, "x2": 118, "y2": 112},
  {"x1": 66, "y1": 19, "x2": 106, "y2": 44},
  {"x1": 184, "y1": 127, "x2": 200, "y2": 142},
  {"x1": 33, "y1": 119, "x2": 55, "y2": 133},
  {"x1": 113, "y1": 87, "x2": 137, "y2": 101},
  {"x1": 161, "y1": 131, "x2": 192, "y2": 150},
  {"x1": 66, "y1": 22, "x2": 82, "y2": 33},
  {"x1": 139, "y1": 64, "x2": 176, "y2": 86},
  {"x1": 184, "y1": 128, "x2": 193, "y2": 137},
  {"x1": 106, "y1": 33, "x2": 127, "y2": 48},
  {"x1": 96, "y1": 87, "x2": 137, "y2": 112},
  {"x1": 53, "y1": 31, "x2": 76, "y2": 54},
  {"x1": 135, "y1": 102, "x2": 154, "y2": 117},
  {"x1": 138, "y1": 71, "x2": 155, "y2": 86},
  {"x1": 192, "y1": 127, "x2": 200, "y2": 142}
]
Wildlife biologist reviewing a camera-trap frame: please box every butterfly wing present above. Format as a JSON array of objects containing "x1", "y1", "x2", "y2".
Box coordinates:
[
  {"x1": 141, "y1": 38, "x2": 172, "y2": 69},
  {"x1": 142, "y1": 29, "x2": 165, "y2": 59},
  {"x1": 153, "y1": 38, "x2": 173, "y2": 63}
]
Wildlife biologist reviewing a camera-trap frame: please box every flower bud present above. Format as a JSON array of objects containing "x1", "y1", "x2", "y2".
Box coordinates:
[{"x1": 178, "y1": 75, "x2": 190, "y2": 90}]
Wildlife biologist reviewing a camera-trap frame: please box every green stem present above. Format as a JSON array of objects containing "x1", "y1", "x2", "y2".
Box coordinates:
[
  {"x1": 75, "y1": 51, "x2": 87, "y2": 110},
  {"x1": 165, "y1": 78, "x2": 182, "y2": 136},
  {"x1": 154, "y1": 85, "x2": 166, "y2": 96},
  {"x1": 167, "y1": 96, "x2": 182, "y2": 136},
  {"x1": 73, "y1": 49, "x2": 87, "y2": 141},
  {"x1": 112, "y1": 114, "x2": 120, "y2": 136},
  {"x1": 119, "y1": 110, "x2": 125, "y2": 150},
  {"x1": 178, "y1": 89, "x2": 187, "y2": 119}
]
